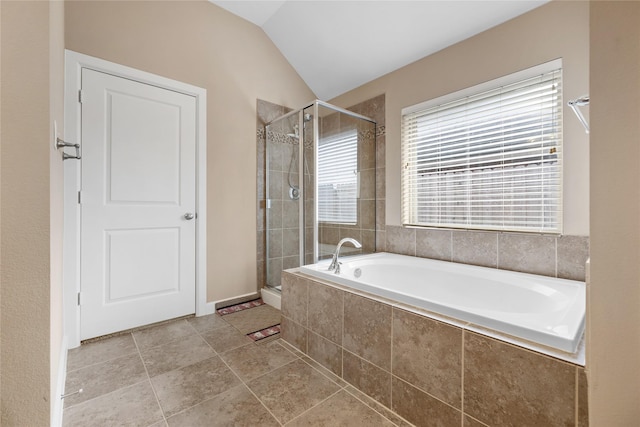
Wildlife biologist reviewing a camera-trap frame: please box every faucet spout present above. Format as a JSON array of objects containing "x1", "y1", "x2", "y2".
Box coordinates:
[{"x1": 328, "y1": 238, "x2": 362, "y2": 274}]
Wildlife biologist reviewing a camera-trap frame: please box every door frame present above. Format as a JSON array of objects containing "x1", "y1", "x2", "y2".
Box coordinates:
[{"x1": 63, "y1": 50, "x2": 208, "y2": 348}]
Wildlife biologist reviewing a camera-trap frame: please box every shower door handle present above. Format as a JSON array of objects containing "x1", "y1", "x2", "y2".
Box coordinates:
[{"x1": 184, "y1": 213, "x2": 195, "y2": 220}]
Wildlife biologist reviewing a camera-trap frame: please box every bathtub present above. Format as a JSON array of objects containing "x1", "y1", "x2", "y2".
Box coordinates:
[{"x1": 300, "y1": 252, "x2": 585, "y2": 353}]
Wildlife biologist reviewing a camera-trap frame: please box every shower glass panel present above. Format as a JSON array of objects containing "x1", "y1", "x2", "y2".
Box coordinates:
[
  {"x1": 264, "y1": 100, "x2": 376, "y2": 291},
  {"x1": 265, "y1": 112, "x2": 303, "y2": 290}
]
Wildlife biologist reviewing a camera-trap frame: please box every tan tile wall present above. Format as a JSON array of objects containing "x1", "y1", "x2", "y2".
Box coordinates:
[
  {"x1": 281, "y1": 270, "x2": 589, "y2": 427},
  {"x1": 386, "y1": 226, "x2": 590, "y2": 282}
]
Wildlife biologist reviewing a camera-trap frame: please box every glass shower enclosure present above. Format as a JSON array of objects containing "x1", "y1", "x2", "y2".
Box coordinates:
[{"x1": 263, "y1": 100, "x2": 377, "y2": 291}]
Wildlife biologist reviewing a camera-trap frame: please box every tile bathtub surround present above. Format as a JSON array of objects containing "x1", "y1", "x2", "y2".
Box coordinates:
[
  {"x1": 281, "y1": 270, "x2": 588, "y2": 427},
  {"x1": 343, "y1": 293, "x2": 392, "y2": 370},
  {"x1": 464, "y1": 332, "x2": 576, "y2": 426},
  {"x1": 385, "y1": 225, "x2": 590, "y2": 281},
  {"x1": 392, "y1": 309, "x2": 462, "y2": 408}
]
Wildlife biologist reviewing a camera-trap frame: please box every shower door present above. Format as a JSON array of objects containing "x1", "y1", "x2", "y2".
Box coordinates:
[
  {"x1": 265, "y1": 112, "x2": 304, "y2": 289},
  {"x1": 263, "y1": 101, "x2": 376, "y2": 290}
]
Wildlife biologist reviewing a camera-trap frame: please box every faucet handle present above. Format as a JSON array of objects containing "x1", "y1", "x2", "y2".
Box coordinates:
[
  {"x1": 328, "y1": 254, "x2": 338, "y2": 271},
  {"x1": 334, "y1": 261, "x2": 342, "y2": 275}
]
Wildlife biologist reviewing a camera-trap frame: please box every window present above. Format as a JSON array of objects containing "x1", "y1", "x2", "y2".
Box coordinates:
[
  {"x1": 401, "y1": 61, "x2": 562, "y2": 233},
  {"x1": 318, "y1": 130, "x2": 358, "y2": 224}
]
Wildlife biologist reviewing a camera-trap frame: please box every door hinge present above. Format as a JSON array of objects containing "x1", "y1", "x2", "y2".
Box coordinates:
[
  {"x1": 78, "y1": 90, "x2": 84, "y2": 104},
  {"x1": 77, "y1": 292, "x2": 81, "y2": 306},
  {"x1": 77, "y1": 191, "x2": 82, "y2": 204}
]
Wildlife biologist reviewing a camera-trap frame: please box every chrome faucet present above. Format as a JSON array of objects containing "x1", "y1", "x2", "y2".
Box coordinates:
[{"x1": 328, "y1": 238, "x2": 362, "y2": 274}]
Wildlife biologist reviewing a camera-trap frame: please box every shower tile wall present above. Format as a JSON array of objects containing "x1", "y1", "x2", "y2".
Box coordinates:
[{"x1": 317, "y1": 95, "x2": 386, "y2": 260}]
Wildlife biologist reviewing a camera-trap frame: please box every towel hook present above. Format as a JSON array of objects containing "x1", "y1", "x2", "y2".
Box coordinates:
[{"x1": 56, "y1": 137, "x2": 81, "y2": 160}]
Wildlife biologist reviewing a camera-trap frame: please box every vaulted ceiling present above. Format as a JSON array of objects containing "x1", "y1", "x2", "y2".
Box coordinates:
[{"x1": 210, "y1": 1, "x2": 549, "y2": 100}]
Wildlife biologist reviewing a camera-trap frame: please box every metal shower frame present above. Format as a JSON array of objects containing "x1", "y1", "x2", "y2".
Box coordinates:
[{"x1": 265, "y1": 99, "x2": 376, "y2": 270}]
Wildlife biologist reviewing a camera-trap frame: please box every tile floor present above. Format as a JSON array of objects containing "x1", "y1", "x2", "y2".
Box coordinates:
[{"x1": 63, "y1": 307, "x2": 411, "y2": 426}]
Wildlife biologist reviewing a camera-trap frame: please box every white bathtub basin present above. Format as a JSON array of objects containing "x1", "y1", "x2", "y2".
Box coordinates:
[{"x1": 300, "y1": 252, "x2": 585, "y2": 353}]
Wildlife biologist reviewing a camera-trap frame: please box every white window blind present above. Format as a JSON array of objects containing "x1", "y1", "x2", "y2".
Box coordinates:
[
  {"x1": 318, "y1": 130, "x2": 358, "y2": 224},
  {"x1": 402, "y1": 64, "x2": 562, "y2": 233}
]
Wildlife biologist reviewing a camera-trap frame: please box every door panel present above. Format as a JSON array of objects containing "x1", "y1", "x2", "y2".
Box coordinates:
[
  {"x1": 108, "y1": 91, "x2": 181, "y2": 204},
  {"x1": 106, "y1": 228, "x2": 180, "y2": 301},
  {"x1": 80, "y1": 68, "x2": 196, "y2": 340}
]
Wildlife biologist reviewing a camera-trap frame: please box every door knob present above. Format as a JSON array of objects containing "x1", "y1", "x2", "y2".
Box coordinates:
[{"x1": 184, "y1": 213, "x2": 195, "y2": 220}]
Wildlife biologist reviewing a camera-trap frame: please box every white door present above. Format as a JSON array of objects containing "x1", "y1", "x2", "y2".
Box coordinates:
[{"x1": 80, "y1": 68, "x2": 197, "y2": 340}]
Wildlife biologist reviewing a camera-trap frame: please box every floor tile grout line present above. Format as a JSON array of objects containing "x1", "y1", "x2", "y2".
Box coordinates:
[
  {"x1": 133, "y1": 319, "x2": 202, "y2": 353},
  {"x1": 136, "y1": 331, "x2": 213, "y2": 358},
  {"x1": 343, "y1": 386, "x2": 412, "y2": 427},
  {"x1": 66, "y1": 331, "x2": 139, "y2": 373},
  {"x1": 65, "y1": 314, "x2": 249, "y2": 424},
  {"x1": 236, "y1": 354, "x2": 300, "y2": 385},
  {"x1": 280, "y1": 387, "x2": 344, "y2": 426},
  {"x1": 65, "y1": 348, "x2": 140, "y2": 374},
  {"x1": 61, "y1": 378, "x2": 152, "y2": 412},
  {"x1": 63, "y1": 349, "x2": 151, "y2": 412},
  {"x1": 71, "y1": 312, "x2": 296, "y2": 425},
  {"x1": 299, "y1": 356, "x2": 345, "y2": 388},
  {"x1": 150, "y1": 313, "x2": 283, "y2": 423},
  {"x1": 184, "y1": 317, "x2": 201, "y2": 335},
  {"x1": 132, "y1": 331, "x2": 168, "y2": 426},
  {"x1": 195, "y1": 322, "x2": 285, "y2": 425},
  {"x1": 213, "y1": 343, "x2": 285, "y2": 427},
  {"x1": 159, "y1": 383, "x2": 249, "y2": 422},
  {"x1": 277, "y1": 339, "x2": 306, "y2": 359},
  {"x1": 271, "y1": 339, "x2": 304, "y2": 360}
]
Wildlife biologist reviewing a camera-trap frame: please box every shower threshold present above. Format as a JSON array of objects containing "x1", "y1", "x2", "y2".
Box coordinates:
[{"x1": 261, "y1": 286, "x2": 282, "y2": 310}]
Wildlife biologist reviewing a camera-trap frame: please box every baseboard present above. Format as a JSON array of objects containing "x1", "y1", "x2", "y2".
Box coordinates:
[
  {"x1": 261, "y1": 287, "x2": 281, "y2": 310},
  {"x1": 51, "y1": 335, "x2": 68, "y2": 427},
  {"x1": 213, "y1": 292, "x2": 261, "y2": 310}
]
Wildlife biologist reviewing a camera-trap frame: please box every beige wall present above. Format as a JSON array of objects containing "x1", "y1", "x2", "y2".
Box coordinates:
[
  {"x1": 0, "y1": 1, "x2": 3, "y2": 419},
  {"x1": 589, "y1": 1, "x2": 640, "y2": 424},
  {"x1": 331, "y1": 0, "x2": 590, "y2": 236},
  {"x1": 49, "y1": 0, "x2": 65, "y2": 420},
  {"x1": 0, "y1": 0, "x2": 65, "y2": 424},
  {"x1": 65, "y1": 1, "x2": 315, "y2": 302}
]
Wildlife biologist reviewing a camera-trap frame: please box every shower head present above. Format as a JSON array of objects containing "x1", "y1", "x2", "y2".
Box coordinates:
[{"x1": 304, "y1": 113, "x2": 312, "y2": 122}]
